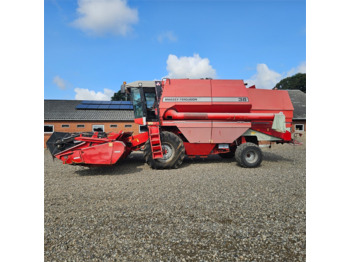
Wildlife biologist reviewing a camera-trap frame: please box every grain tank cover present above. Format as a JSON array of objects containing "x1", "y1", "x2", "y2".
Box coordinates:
[{"x1": 159, "y1": 79, "x2": 252, "y2": 116}]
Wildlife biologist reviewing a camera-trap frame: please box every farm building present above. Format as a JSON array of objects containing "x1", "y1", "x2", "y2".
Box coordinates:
[
  {"x1": 44, "y1": 100, "x2": 142, "y2": 148},
  {"x1": 287, "y1": 90, "x2": 306, "y2": 133}
]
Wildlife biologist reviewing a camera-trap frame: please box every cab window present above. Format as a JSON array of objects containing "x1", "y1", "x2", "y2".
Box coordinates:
[{"x1": 131, "y1": 88, "x2": 143, "y2": 119}]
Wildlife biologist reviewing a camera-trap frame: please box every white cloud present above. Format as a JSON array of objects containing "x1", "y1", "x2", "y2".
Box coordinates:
[
  {"x1": 165, "y1": 54, "x2": 216, "y2": 79},
  {"x1": 53, "y1": 76, "x2": 66, "y2": 90},
  {"x1": 245, "y1": 62, "x2": 306, "y2": 89},
  {"x1": 71, "y1": 0, "x2": 138, "y2": 36},
  {"x1": 157, "y1": 31, "x2": 177, "y2": 43},
  {"x1": 287, "y1": 61, "x2": 306, "y2": 76},
  {"x1": 245, "y1": 64, "x2": 282, "y2": 89},
  {"x1": 74, "y1": 87, "x2": 115, "y2": 100}
]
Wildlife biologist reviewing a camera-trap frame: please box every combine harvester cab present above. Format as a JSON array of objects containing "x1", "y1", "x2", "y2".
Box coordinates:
[{"x1": 47, "y1": 78, "x2": 294, "y2": 169}]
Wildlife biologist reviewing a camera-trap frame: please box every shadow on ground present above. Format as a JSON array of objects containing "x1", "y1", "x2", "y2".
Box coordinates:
[
  {"x1": 262, "y1": 151, "x2": 294, "y2": 163},
  {"x1": 74, "y1": 149, "x2": 294, "y2": 176}
]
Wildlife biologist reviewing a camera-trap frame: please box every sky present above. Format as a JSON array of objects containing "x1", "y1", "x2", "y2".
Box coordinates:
[{"x1": 45, "y1": 0, "x2": 306, "y2": 100}]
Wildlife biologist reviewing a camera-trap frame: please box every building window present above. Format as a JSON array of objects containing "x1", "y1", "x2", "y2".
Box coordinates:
[
  {"x1": 139, "y1": 125, "x2": 148, "y2": 133},
  {"x1": 77, "y1": 124, "x2": 85, "y2": 128},
  {"x1": 62, "y1": 124, "x2": 70, "y2": 128},
  {"x1": 125, "y1": 124, "x2": 132, "y2": 128},
  {"x1": 110, "y1": 124, "x2": 118, "y2": 128},
  {"x1": 92, "y1": 125, "x2": 104, "y2": 132},
  {"x1": 295, "y1": 124, "x2": 304, "y2": 131},
  {"x1": 44, "y1": 125, "x2": 54, "y2": 133}
]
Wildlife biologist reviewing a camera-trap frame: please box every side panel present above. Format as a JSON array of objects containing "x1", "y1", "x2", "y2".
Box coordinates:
[
  {"x1": 175, "y1": 79, "x2": 212, "y2": 97},
  {"x1": 162, "y1": 121, "x2": 212, "y2": 143},
  {"x1": 247, "y1": 89, "x2": 294, "y2": 141},
  {"x1": 247, "y1": 89, "x2": 294, "y2": 111},
  {"x1": 81, "y1": 141, "x2": 125, "y2": 165},
  {"x1": 159, "y1": 79, "x2": 212, "y2": 118},
  {"x1": 247, "y1": 89, "x2": 294, "y2": 123},
  {"x1": 211, "y1": 80, "x2": 252, "y2": 113},
  {"x1": 183, "y1": 143, "x2": 216, "y2": 156},
  {"x1": 111, "y1": 142, "x2": 127, "y2": 164},
  {"x1": 162, "y1": 121, "x2": 251, "y2": 144},
  {"x1": 177, "y1": 121, "x2": 212, "y2": 143},
  {"x1": 211, "y1": 122, "x2": 251, "y2": 143}
]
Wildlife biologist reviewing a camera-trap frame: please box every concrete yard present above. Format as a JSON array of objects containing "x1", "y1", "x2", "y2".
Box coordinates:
[{"x1": 45, "y1": 137, "x2": 306, "y2": 261}]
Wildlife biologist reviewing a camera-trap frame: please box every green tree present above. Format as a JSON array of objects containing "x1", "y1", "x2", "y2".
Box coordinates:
[
  {"x1": 111, "y1": 90, "x2": 130, "y2": 101},
  {"x1": 273, "y1": 73, "x2": 306, "y2": 93}
]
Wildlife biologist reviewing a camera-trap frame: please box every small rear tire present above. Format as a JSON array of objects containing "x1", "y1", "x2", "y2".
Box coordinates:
[
  {"x1": 235, "y1": 142, "x2": 262, "y2": 168},
  {"x1": 144, "y1": 131, "x2": 185, "y2": 169}
]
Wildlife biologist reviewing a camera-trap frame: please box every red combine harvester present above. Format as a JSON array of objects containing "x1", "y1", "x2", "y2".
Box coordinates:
[{"x1": 47, "y1": 79, "x2": 294, "y2": 168}]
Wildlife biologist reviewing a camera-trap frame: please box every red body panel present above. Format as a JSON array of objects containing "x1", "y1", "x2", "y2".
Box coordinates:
[
  {"x1": 163, "y1": 121, "x2": 212, "y2": 143},
  {"x1": 211, "y1": 122, "x2": 251, "y2": 143},
  {"x1": 183, "y1": 143, "x2": 216, "y2": 156},
  {"x1": 55, "y1": 140, "x2": 126, "y2": 165},
  {"x1": 80, "y1": 141, "x2": 125, "y2": 165},
  {"x1": 159, "y1": 79, "x2": 294, "y2": 145},
  {"x1": 127, "y1": 131, "x2": 149, "y2": 147},
  {"x1": 211, "y1": 80, "x2": 252, "y2": 113},
  {"x1": 53, "y1": 132, "x2": 139, "y2": 165}
]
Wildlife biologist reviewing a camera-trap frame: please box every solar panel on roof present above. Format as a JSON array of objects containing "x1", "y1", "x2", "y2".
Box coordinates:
[
  {"x1": 81, "y1": 100, "x2": 100, "y2": 104},
  {"x1": 76, "y1": 104, "x2": 87, "y2": 109},
  {"x1": 98, "y1": 105, "x2": 110, "y2": 109},
  {"x1": 120, "y1": 101, "x2": 132, "y2": 105},
  {"x1": 87, "y1": 104, "x2": 100, "y2": 109},
  {"x1": 99, "y1": 101, "x2": 112, "y2": 105},
  {"x1": 119, "y1": 105, "x2": 133, "y2": 109},
  {"x1": 109, "y1": 105, "x2": 120, "y2": 109},
  {"x1": 76, "y1": 100, "x2": 133, "y2": 110}
]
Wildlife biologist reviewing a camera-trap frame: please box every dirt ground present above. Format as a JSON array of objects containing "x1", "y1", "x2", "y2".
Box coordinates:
[{"x1": 45, "y1": 136, "x2": 306, "y2": 261}]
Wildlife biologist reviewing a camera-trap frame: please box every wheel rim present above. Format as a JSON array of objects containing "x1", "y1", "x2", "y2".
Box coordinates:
[
  {"x1": 159, "y1": 143, "x2": 174, "y2": 162},
  {"x1": 244, "y1": 150, "x2": 258, "y2": 164}
]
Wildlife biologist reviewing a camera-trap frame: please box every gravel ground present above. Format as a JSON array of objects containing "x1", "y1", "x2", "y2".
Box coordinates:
[{"x1": 45, "y1": 136, "x2": 306, "y2": 261}]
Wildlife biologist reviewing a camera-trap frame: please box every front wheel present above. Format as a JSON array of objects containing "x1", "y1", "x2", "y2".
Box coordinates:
[
  {"x1": 235, "y1": 142, "x2": 263, "y2": 168},
  {"x1": 144, "y1": 131, "x2": 185, "y2": 169}
]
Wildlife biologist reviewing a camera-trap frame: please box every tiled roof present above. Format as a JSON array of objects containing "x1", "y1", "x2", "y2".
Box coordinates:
[
  {"x1": 287, "y1": 90, "x2": 306, "y2": 120},
  {"x1": 44, "y1": 100, "x2": 134, "y2": 121}
]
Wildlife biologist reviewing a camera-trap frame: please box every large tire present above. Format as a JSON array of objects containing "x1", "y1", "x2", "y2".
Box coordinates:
[
  {"x1": 144, "y1": 131, "x2": 185, "y2": 169},
  {"x1": 235, "y1": 142, "x2": 263, "y2": 168}
]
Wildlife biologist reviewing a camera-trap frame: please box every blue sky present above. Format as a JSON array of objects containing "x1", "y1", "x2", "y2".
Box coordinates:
[{"x1": 45, "y1": 0, "x2": 306, "y2": 100}]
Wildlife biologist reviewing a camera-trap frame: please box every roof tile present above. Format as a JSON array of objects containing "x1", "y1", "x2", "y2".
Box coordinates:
[{"x1": 44, "y1": 100, "x2": 134, "y2": 121}]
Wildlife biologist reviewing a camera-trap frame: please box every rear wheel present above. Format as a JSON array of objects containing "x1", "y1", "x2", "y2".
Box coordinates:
[
  {"x1": 235, "y1": 142, "x2": 262, "y2": 168},
  {"x1": 144, "y1": 131, "x2": 185, "y2": 169}
]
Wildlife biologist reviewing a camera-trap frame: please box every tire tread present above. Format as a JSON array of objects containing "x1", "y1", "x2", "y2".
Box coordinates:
[{"x1": 143, "y1": 131, "x2": 185, "y2": 169}]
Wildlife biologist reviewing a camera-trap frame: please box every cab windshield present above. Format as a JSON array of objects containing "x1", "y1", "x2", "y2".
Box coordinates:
[
  {"x1": 130, "y1": 88, "x2": 143, "y2": 119},
  {"x1": 144, "y1": 92, "x2": 156, "y2": 120}
]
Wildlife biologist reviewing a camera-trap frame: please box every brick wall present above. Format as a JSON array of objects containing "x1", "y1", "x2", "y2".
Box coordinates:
[{"x1": 44, "y1": 121, "x2": 140, "y2": 148}]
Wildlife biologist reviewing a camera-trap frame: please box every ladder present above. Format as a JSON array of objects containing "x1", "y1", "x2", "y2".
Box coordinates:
[{"x1": 148, "y1": 125, "x2": 163, "y2": 159}]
